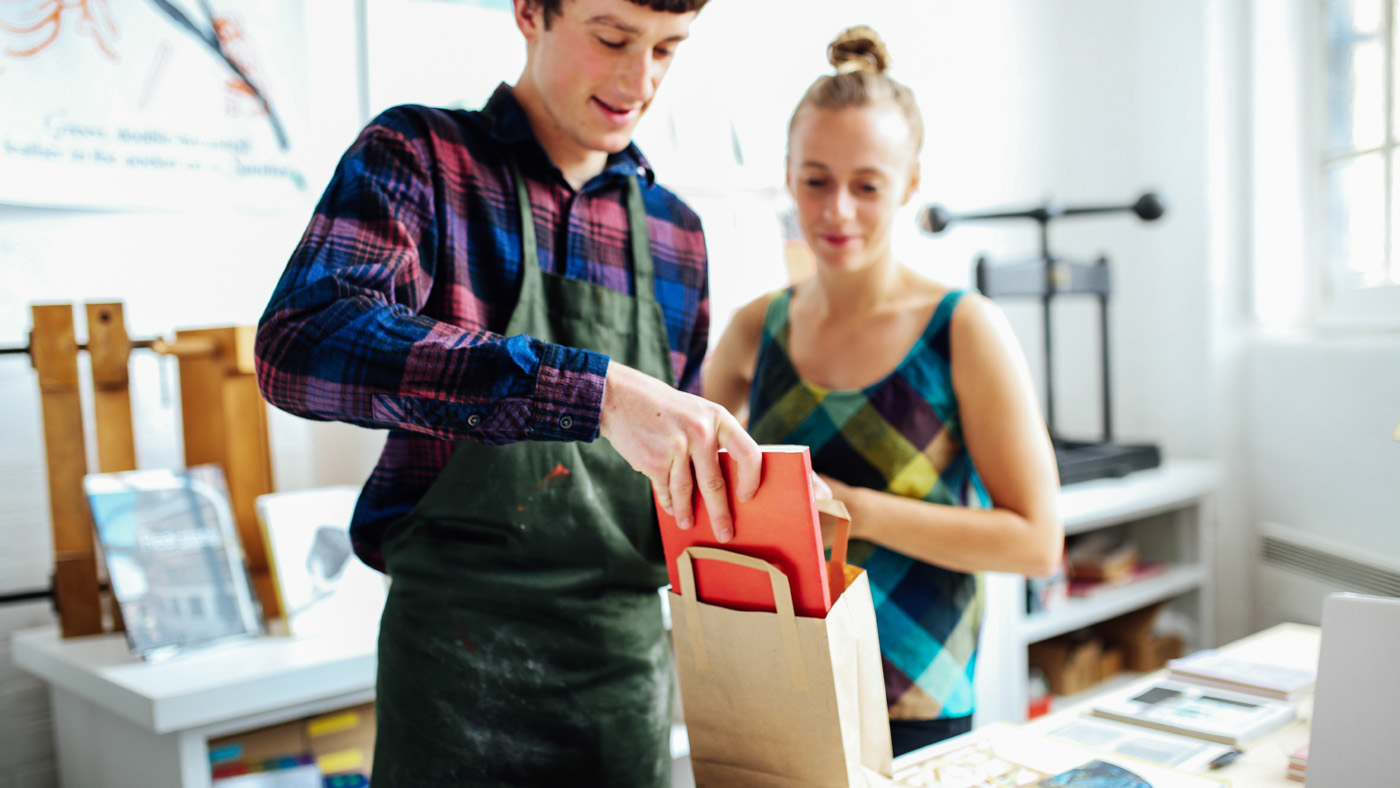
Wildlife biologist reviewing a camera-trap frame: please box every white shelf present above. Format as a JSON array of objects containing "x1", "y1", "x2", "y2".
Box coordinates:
[
  {"x1": 975, "y1": 459, "x2": 1220, "y2": 728},
  {"x1": 1059, "y1": 460, "x2": 1219, "y2": 535},
  {"x1": 1020, "y1": 563, "x2": 1208, "y2": 645},
  {"x1": 12, "y1": 625, "x2": 378, "y2": 735}
]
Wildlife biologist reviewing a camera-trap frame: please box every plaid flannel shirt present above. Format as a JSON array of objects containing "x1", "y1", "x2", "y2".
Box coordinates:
[{"x1": 255, "y1": 84, "x2": 710, "y2": 570}]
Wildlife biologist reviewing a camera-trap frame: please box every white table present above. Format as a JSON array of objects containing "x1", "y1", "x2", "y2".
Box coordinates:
[
  {"x1": 898, "y1": 623, "x2": 1321, "y2": 787},
  {"x1": 11, "y1": 626, "x2": 378, "y2": 788}
]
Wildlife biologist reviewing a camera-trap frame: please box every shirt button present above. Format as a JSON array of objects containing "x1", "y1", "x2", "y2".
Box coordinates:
[
  {"x1": 467, "y1": 414, "x2": 482, "y2": 428},
  {"x1": 559, "y1": 415, "x2": 573, "y2": 430}
]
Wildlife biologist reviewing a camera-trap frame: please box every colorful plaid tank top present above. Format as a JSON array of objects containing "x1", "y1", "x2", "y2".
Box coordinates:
[{"x1": 747, "y1": 287, "x2": 990, "y2": 720}]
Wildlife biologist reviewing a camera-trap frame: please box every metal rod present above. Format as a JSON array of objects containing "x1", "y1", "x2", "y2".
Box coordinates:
[
  {"x1": 0, "y1": 337, "x2": 225, "y2": 358},
  {"x1": 0, "y1": 588, "x2": 53, "y2": 606},
  {"x1": 1099, "y1": 258, "x2": 1114, "y2": 443}
]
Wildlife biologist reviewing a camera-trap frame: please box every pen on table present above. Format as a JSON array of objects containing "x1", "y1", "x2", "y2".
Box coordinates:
[{"x1": 1208, "y1": 749, "x2": 1243, "y2": 769}]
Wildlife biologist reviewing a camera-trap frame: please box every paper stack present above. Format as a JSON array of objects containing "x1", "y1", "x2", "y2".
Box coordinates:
[
  {"x1": 1166, "y1": 650, "x2": 1316, "y2": 701},
  {"x1": 1286, "y1": 743, "x2": 1308, "y2": 782}
]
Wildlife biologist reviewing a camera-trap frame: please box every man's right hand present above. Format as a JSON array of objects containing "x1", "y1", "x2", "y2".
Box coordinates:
[{"x1": 598, "y1": 362, "x2": 761, "y2": 543}]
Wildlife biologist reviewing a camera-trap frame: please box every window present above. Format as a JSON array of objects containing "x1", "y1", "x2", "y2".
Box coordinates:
[{"x1": 1322, "y1": 0, "x2": 1400, "y2": 325}]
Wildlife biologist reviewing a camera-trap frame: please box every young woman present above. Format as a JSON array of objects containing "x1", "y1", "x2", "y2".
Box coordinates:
[{"x1": 704, "y1": 25, "x2": 1063, "y2": 755}]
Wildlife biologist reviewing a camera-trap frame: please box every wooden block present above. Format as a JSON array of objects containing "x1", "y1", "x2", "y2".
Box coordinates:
[
  {"x1": 53, "y1": 553, "x2": 103, "y2": 637},
  {"x1": 38, "y1": 390, "x2": 89, "y2": 553},
  {"x1": 174, "y1": 327, "x2": 233, "y2": 468},
  {"x1": 232, "y1": 324, "x2": 258, "y2": 375},
  {"x1": 107, "y1": 589, "x2": 127, "y2": 634},
  {"x1": 30, "y1": 306, "x2": 93, "y2": 553},
  {"x1": 86, "y1": 302, "x2": 138, "y2": 473},
  {"x1": 223, "y1": 374, "x2": 278, "y2": 618},
  {"x1": 85, "y1": 302, "x2": 131, "y2": 387},
  {"x1": 30, "y1": 303, "x2": 80, "y2": 389},
  {"x1": 1029, "y1": 635, "x2": 1103, "y2": 696},
  {"x1": 1098, "y1": 645, "x2": 1125, "y2": 682},
  {"x1": 173, "y1": 326, "x2": 278, "y2": 618}
]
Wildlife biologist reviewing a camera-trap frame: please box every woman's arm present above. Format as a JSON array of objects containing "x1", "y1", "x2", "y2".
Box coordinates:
[
  {"x1": 828, "y1": 293, "x2": 1063, "y2": 577},
  {"x1": 701, "y1": 294, "x2": 772, "y2": 424}
]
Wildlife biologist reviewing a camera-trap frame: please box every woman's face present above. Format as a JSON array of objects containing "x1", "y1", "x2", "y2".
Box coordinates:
[{"x1": 786, "y1": 103, "x2": 919, "y2": 274}]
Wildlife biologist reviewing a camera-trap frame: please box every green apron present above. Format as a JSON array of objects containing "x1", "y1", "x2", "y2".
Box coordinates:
[{"x1": 371, "y1": 152, "x2": 676, "y2": 787}]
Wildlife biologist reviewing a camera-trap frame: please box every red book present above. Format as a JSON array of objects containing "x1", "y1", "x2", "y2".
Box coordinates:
[{"x1": 656, "y1": 445, "x2": 833, "y2": 618}]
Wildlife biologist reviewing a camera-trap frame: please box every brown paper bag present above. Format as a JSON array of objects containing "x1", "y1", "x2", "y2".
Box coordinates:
[{"x1": 671, "y1": 500, "x2": 892, "y2": 787}]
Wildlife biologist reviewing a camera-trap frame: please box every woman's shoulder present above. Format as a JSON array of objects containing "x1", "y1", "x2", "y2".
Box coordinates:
[
  {"x1": 727, "y1": 289, "x2": 787, "y2": 338},
  {"x1": 896, "y1": 270, "x2": 974, "y2": 313}
]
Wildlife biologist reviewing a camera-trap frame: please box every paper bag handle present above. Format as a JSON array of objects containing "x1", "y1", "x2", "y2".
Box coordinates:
[
  {"x1": 676, "y1": 546, "x2": 809, "y2": 692},
  {"x1": 818, "y1": 498, "x2": 851, "y2": 604}
]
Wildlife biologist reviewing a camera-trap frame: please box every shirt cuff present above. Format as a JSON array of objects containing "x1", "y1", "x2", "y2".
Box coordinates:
[{"x1": 529, "y1": 343, "x2": 609, "y2": 441}]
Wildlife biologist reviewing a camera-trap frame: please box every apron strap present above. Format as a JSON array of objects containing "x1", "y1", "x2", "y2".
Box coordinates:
[
  {"x1": 504, "y1": 150, "x2": 656, "y2": 304},
  {"x1": 505, "y1": 152, "x2": 542, "y2": 294},
  {"x1": 502, "y1": 146, "x2": 673, "y2": 383},
  {"x1": 625, "y1": 177, "x2": 655, "y2": 304}
]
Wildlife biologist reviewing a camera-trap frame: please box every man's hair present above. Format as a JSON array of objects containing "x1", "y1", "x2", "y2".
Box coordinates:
[{"x1": 529, "y1": 0, "x2": 709, "y2": 28}]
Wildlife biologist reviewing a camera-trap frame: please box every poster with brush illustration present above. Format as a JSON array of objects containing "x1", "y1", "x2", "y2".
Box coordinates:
[{"x1": 0, "y1": 0, "x2": 308, "y2": 211}]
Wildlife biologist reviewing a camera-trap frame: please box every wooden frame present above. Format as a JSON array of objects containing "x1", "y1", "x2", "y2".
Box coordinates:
[{"x1": 29, "y1": 302, "x2": 280, "y2": 638}]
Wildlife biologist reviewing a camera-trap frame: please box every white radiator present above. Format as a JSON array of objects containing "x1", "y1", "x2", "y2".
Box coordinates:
[{"x1": 1256, "y1": 524, "x2": 1400, "y2": 627}]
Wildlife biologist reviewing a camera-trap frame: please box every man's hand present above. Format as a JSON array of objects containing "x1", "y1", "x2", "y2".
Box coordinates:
[{"x1": 599, "y1": 362, "x2": 761, "y2": 543}]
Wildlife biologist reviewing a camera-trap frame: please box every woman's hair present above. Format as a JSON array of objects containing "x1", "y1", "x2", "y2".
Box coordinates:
[{"x1": 789, "y1": 26, "x2": 924, "y2": 156}]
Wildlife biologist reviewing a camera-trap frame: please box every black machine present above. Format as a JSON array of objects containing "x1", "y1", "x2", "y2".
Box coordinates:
[{"x1": 918, "y1": 192, "x2": 1166, "y2": 485}]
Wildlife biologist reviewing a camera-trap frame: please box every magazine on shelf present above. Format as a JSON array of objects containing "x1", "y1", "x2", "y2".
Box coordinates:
[
  {"x1": 1089, "y1": 681, "x2": 1296, "y2": 745},
  {"x1": 83, "y1": 465, "x2": 261, "y2": 660},
  {"x1": 1166, "y1": 649, "x2": 1316, "y2": 700},
  {"x1": 256, "y1": 485, "x2": 386, "y2": 638}
]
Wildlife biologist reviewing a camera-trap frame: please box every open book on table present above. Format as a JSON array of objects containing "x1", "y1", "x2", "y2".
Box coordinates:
[{"x1": 1089, "y1": 681, "x2": 1295, "y2": 746}]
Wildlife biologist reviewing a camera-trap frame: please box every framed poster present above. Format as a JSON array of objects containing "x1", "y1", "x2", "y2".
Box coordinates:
[
  {"x1": 0, "y1": 0, "x2": 309, "y2": 211},
  {"x1": 84, "y1": 464, "x2": 262, "y2": 660}
]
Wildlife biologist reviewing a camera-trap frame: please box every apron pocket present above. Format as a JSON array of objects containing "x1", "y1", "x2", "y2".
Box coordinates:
[{"x1": 422, "y1": 517, "x2": 518, "y2": 547}]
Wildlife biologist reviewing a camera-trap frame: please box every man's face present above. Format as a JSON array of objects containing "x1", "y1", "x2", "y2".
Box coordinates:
[{"x1": 518, "y1": 0, "x2": 695, "y2": 156}]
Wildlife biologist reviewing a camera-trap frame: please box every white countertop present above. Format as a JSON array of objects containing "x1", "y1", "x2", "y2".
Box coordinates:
[{"x1": 12, "y1": 624, "x2": 378, "y2": 734}]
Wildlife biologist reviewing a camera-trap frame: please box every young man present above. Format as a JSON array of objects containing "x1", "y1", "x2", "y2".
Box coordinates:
[{"x1": 254, "y1": 1, "x2": 759, "y2": 784}]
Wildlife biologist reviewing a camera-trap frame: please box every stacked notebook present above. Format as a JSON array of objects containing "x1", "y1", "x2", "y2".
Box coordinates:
[
  {"x1": 1286, "y1": 743, "x2": 1308, "y2": 783},
  {"x1": 1166, "y1": 649, "x2": 1316, "y2": 701}
]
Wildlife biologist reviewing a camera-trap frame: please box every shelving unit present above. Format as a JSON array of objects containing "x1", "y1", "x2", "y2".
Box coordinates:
[
  {"x1": 974, "y1": 459, "x2": 1219, "y2": 726},
  {"x1": 15, "y1": 608, "x2": 692, "y2": 788},
  {"x1": 12, "y1": 625, "x2": 378, "y2": 788}
]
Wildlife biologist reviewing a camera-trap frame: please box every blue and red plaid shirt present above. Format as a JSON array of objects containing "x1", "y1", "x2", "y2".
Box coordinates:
[{"x1": 255, "y1": 84, "x2": 710, "y2": 570}]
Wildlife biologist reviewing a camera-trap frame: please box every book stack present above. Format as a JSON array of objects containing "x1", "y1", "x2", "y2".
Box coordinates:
[
  {"x1": 1064, "y1": 534, "x2": 1165, "y2": 598},
  {"x1": 1286, "y1": 743, "x2": 1308, "y2": 783},
  {"x1": 1166, "y1": 649, "x2": 1316, "y2": 701}
]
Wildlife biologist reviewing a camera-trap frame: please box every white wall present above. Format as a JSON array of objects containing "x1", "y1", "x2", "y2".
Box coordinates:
[
  {"x1": 1247, "y1": 336, "x2": 1400, "y2": 562},
  {"x1": 1244, "y1": 0, "x2": 1400, "y2": 619}
]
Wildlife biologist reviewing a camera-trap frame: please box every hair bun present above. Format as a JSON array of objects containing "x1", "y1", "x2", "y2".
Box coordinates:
[{"x1": 827, "y1": 25, "x2": 890, "y2": 75}]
